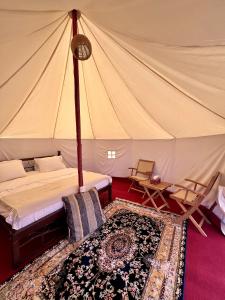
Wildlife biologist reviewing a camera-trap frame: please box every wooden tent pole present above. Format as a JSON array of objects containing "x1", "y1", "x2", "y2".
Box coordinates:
[{"x1": 71, "y1": 9, "x2": 83, "y2": 189}]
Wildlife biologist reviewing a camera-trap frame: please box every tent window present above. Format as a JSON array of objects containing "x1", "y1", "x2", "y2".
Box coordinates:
[{"x1": 107, "y1": 150, "x2": 116, "y2": 159}]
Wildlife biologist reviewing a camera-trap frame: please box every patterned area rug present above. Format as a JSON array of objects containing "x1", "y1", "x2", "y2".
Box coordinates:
[{"x1": 0, "y1": 199, "x2": 186, "y2": 300}]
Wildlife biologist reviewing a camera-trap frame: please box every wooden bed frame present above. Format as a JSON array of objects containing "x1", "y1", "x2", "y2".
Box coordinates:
[{"x1": 0, "y1": 152, "x2": 112, "y2": 268}]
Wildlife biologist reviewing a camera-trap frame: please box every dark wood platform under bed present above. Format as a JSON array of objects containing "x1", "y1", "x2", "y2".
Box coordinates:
[{"x1": 0, "y1": 153, "x2": 112, "y2": 269}]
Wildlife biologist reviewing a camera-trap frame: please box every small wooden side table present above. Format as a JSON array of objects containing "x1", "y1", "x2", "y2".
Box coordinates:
[{"x1": 139, "y1": 180, "x2": 172, "y2": 211}]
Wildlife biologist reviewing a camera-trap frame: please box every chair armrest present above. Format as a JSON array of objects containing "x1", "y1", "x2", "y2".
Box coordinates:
[
  {"x1": 185, "y1": 178, "x2": 207, "y2": 189},
  {"x1": 128, "y1": 167, "x2": 137, "y2": 176},
  {"x1": 174, "y1": 184, "x2": 204, "y2": 196}
]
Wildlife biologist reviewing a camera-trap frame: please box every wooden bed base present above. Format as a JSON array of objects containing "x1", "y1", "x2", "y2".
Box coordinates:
[
  {"x1": 0, "y1": 152, "x2": 112, "y2": 268},
  {"x1": 0, "y1": 184, "x2": 112, "y2": 268}
]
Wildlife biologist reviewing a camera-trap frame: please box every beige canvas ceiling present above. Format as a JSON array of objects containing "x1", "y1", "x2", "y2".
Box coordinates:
[{"x1": 0, "y1": 0, "x2": 225, "y2": 139}]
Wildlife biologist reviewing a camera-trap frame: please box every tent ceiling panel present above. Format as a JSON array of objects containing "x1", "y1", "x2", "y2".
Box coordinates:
[
  {"x1": 80, "y1": 18, "x2": 172, "y2": 140},
  {"x1": 0, "y1": 1, "x2": 225, "y2": 139},
  {"x1": 0, "y1": 10, "x2": 67, "y2": 41},
  {"x1": 82, "y1": 17, "x2": 225, "y2": 138},
  {"x1": 1, "y1": 17, "x2": 71, "y2": 138},
  {"x1": 53, "y1": 48, "x2": 78, "y2": 140},
  {"x1": 0, "y1": 15, "x2": 70, "y2": 135},
  {"x1": 0, "y1": 13, "x2": 67, "y2": 83},
  {"x1": 82, "y1": 0, "x2": 225, "y2": 47},
  {"x1": 1, "y1": 0, "x2": 225, "y2": 47},
  {"x1": 113, "y1": 37, "x2": 225, "y2": 118},
  {"x1": 79, "y1": 56, "x2": 129, "y2": 140}
]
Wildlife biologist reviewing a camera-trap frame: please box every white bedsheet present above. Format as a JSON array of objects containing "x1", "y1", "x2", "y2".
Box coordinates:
[{"x1": 0, "y1": 168, "x2": 112, "y2": 230}]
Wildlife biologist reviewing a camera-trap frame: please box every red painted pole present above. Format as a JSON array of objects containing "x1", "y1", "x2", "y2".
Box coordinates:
[{"x1": 71, "y1": 9, "x2": 83, "y2": 189}]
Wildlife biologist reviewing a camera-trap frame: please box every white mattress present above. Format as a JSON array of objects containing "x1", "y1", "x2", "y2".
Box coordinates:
[{"x1": 0, "y1": 168, "x2": 112, "y2": 230}]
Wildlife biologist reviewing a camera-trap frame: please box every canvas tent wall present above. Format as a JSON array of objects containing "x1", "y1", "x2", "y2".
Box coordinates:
[{"x1": 0, "y1": 0, "x2": 225, "y2": 186}]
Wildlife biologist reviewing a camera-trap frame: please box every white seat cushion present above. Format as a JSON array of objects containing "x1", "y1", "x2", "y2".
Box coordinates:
[
  {"x1": 171, "y1": 189, "x2": 197, "y2": 204},
  {"x1": 129, "y1": 175, "x2": 148, "y2": 181}
]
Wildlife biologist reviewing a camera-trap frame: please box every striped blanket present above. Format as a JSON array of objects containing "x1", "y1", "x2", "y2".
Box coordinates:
[{"x1": 63, "y1": 188, "x2": 106, "y2": 242}]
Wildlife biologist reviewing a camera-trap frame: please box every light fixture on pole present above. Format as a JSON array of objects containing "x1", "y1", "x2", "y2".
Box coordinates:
[{"x1": 71, "y1": 34, "x2": 92, "y2": 61}]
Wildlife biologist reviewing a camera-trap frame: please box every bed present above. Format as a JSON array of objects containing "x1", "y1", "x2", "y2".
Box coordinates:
[{"x1": 0, "y1": 152, "x2": 112, "y2": 267}]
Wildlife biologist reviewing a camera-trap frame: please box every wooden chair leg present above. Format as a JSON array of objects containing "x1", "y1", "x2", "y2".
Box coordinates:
[
  {"x1": 177, "y1": 202, "x2": 199, "y2": 221},
  {"x1": 129, "y1": 180, "x2": 146, "y2": 195},
  {"x1": 197, "y1": 208, "x2": 211, "y2": 224},
  {"x1": 142, "y1": 191, "x2": 146, "y2": 198},
  {"x1": 158, "y1": 191, "x2": 170, "y2": 209},
  {"x1": 176, "y1": 201, "x2": 207, "y2": 237},
  {"x1": 142, "y1": 189, "x2": 157, "y2": 209},
  {"x1": 189, "y1": 216, "x2": 207, "y2": 237},
  {"x1": 128, "y1": 180, "x2": 134, "y2": 192},
  {"x1": 175, "y1": 201, "x2": 188, "y2": 222}
]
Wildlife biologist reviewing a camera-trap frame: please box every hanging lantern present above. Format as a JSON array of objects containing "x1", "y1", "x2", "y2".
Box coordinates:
[{"x1": 71, "y1": 34, "x2": 92, "y2": 61}]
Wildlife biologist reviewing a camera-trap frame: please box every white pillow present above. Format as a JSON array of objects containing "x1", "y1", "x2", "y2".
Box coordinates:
[
  {"x1": 0, "y1": 160, "x2": 27, "y2": 183},
  {"x1": 34, "y1": 156, "x2": 66, "y2": 172}
]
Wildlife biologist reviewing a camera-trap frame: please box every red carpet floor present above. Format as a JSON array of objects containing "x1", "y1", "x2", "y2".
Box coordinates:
[{"x1": 0, "y1": 177, "x2": 225, "y2": 300}]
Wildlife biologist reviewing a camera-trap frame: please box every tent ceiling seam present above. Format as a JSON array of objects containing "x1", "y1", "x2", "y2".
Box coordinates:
[
  {"x1": 53, "y1": 22, "x2": 72, "y2": 138},
  {"x1": 81, "y1": 16, "x2": 175, "y2": 139},
  {"x1": 78, "y1": 19, "x2": 96, "y2": 139},
  {"x1": 87, "y1": 23, "x2": 225, "y2": 48},
  {"x1": 78, "y1": 20, "x2": 95, "y2": 138},
  {"x1": 94, "y1": 21, "x2": 225, "y2": 122},
  {"x1": 0, "y1": 14, "x2": 69, "y2": 89},
  {"x1": 79, "y1": 18, "x2": 131, "y2": 139},
  {"x1": 0, "y1": 9, "x2": 67, "y2": 13},
  {"x1": 0, "y1": 17, "x2": 70, "y2": 135},
  {"x1": 75, "y1": 18, "x2": 96, "y2": 139},
  {"x1": 29, "y1": 12, "x2": 67, "y2": 35},
  {"x1": 80, "y1": 60, "x2": 96, "y2": 139}
]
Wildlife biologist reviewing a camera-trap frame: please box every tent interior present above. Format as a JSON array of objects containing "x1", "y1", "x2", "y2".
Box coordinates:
[
  {"x1": 0, "y1": 0, "x2": 225, "y2": 299},
  {"x1": 0, "y1": 0, "x2": 224, "y2": 183}
]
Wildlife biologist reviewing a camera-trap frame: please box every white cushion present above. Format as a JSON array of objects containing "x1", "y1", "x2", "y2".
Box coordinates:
[
  {"x1": 128, "y1": 175, "x2": 148, "y2": 181},
  {"x1": 34, "y1": 156, "x2": 66, "y2": 172},
  {"x1": 0, "y1": 160, "x2": 26, "y2": 183}
]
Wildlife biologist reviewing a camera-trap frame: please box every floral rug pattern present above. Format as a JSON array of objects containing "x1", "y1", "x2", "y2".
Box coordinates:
[{"x1": 0, "y1": 198, "x2": 186, "y2": 300}]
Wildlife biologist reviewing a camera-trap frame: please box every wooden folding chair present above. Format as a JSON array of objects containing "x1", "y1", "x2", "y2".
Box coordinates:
[
  {"x1": 128, "y1": 159, "x2": 155, "y2": 197},
  {"x1": 170, "y1": 172, "x2": 220, "y2": 237}
]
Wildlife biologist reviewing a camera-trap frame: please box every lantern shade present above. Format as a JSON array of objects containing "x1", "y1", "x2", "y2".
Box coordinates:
[{"x1": 71, "y1": 34, "x2": 92, "y2": 61}]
